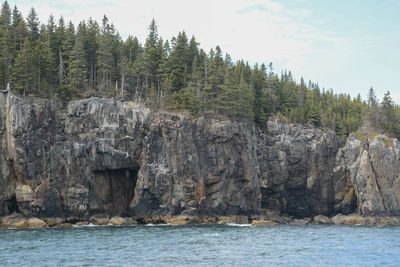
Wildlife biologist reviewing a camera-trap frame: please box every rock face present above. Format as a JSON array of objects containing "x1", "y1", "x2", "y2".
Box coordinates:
[
  {"x1": 333, "y1": 134, "x2": 400, "y2": 216},
  {"x1": 0, "y1": 92, "x2": 399, "y2": 222}
]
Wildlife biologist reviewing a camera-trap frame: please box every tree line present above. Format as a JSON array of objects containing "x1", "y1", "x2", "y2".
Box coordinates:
[{"x1": 0, "y1": 2, "x2": 399, "y2": 139}]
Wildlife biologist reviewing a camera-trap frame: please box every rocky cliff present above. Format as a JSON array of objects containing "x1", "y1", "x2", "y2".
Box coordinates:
[
  {"x1": 333, "y1": 134, "x2": 400, "y2": 216},
  {"x1": 0, "y1": 92, "x2": 399, "y2": 223}
]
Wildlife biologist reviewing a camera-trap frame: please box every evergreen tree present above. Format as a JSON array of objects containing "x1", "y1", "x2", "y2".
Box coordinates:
[
  {"x1": 11, "y1": 6, "x2": 26, "y2": 54},
  {"x1": 367, "y1": 87, "x2": 379, "y2": 128},
  {"x1": 85, "y1": 18, "x2": 99, "y2": 87},
  {"x1": 26, "y1": 7, "x2": 39, "y2": 42},
  {"x1": 9, "y1": 37, "x2": 35, "y2": 95},
  {"x1": 251, "y1": 64, "x2": 266, "y2": 124},
  {"x1": 0, "y1": 1, "x2": 12, "y2": 87},
  {"x1": 97, "y1": 16, "x2": 113, "y2": 91},
  {"x1": 67, "y1": 22, "x2": 87, "y2": 92},
  {"x1": 168, "y1": 31, "x2": 189, "y2": 92},
  {"x1": 141, "y1": 19, "x2": 161, "y2": 104},
  {"x1": 1, "y1": 2, "x2": 398, "y2": 140},
  {"x1": 380, "y1": 91, "x2": 395, "y2": 133}
]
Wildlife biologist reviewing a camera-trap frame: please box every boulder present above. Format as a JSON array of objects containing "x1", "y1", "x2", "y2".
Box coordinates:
[
  {"x1": 45, "y1": 218, "x2": 65, "y2": 226},
  {"x1": 28, "y1": 218, "x2": 47, "y2": 228},
  {"x1": 54, "y1": 223, "x2": 73, "y2": 228},
  {"x1": 217, "y1": 216, "x2": 249, "y2": 224},
  {"x1": 2, "y1": 213, "x2": 28, "y2": 228},
  {"x1": 90, "y1": 214, "x2": 110, "y2": 225},
  {"x1": 75, "y1": 221, "x2": 89, "y2": 226},
  {"x1": 163, "y1": 216, "x2": 191, "y2": 225},
  {"x1": 289, "y1": 218, "x2": 311, "y2": 226},
  {"x1": 251, "y1": 220, "x2": 278, "y2": 227},
  {"x1": 375, "y1": 217, "x2": 400, "y2": 226},
  {"x1": 122, "y1": 217, "x2": 138, "y2": 226},
  {"x1": 332, "y1": 214, "x2": 364, "y2": 225},
  {"x1": 313, "y1": 215, "x2": 332, "y2": 224},
  {"x1": 110, "y1": 216, "x2": 126, "y2": 226}
]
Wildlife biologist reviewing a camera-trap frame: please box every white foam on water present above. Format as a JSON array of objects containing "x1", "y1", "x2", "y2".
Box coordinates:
[
  {"x1": 204, "y1": 233, "x2": 221, "y2": 237},
  {"x1": 82, "y1": 223, "x2": 99, "y2": 227},
  {"x1": 226, "y1": 223, "x2": 251, "y2": 227},
  {"x1": 145, "y1": 223, "x2": 169, "y2": 227}
]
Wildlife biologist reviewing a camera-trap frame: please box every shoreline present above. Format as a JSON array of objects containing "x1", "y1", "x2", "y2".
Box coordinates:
[{"x1": 1, "y1": 213, "x2": 400, "y2": 230}]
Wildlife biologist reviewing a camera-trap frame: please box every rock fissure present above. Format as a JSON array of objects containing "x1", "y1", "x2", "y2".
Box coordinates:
[
  {"x1": 1, "y1": 95, "x2": 400, "y2": 221},
  {"x1": 368, "y1": 150, "x2": 388, "y2": 213}
]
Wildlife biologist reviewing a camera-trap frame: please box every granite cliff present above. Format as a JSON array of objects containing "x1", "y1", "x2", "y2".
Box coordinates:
[{"x1": 1, "y1": 92, "x2": 399, "y2": 226}]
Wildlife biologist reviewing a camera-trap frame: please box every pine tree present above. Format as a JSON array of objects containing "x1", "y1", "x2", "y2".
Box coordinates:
[
  {"x1": 0, "y1": 1, "x2": 12, "y2": 87},
  {"x1": 9, "y1": 37, "x2": 35, "y2": 95},
  {"x1": 168, "y1": 31, "x2": 189, "y2": 92},
  {"x1": 26, "y1": 7, "x2": 39, "y2": 42},
  {"x1": 187, "y1": 36, "x2": 199, "y2": 73},
  {"x1": 367, "y1": 87, "x2": 379, "y2": 128},
  {"x1": 11, "y1": 6, "x2": 26, "y2": 54},
  {"x1": 37, "y1": 24, "x2": 56, "y2": 94},
  {"x1": 46, "y1": 15, "x2": 58, "y2": 87},
  {"x1": 85, "y1": 18, "x2": 98, "y2": 87},
  {"x1": 380, "y1": 91, "x2": 395, "y2": 133},
  {"x1": 97, "y1": 16, "x2": 113, "y2": 91},
  {"x1": 67, "y1": 22, "x2": 87, "y2": 92},
  {"x1": 143, "y1": 18, "x2": 161, "y2": 98},
  {"x1": 251, "y1": 64, "x2": 266, "y2": 124}
]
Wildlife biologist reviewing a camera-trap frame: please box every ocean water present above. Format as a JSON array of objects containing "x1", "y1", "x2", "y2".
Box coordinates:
[{"x1": 0, "y1": 224, "x2": 399, "y2": 266}]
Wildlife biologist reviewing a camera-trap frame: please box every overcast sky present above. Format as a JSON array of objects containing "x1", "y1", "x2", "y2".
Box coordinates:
[{"x1": 10, "y1": 0, "x2": 400, "y2": 103}]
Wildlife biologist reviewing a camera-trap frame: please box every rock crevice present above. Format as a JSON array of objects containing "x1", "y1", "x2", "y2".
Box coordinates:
[{"x1": 1, "y1": 93, "x2": 399, "y2": 221}]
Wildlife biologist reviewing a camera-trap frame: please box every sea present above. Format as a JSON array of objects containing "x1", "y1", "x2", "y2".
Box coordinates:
[{"x1": 0, "y1": 224, "x2": 399, "y2": 266}]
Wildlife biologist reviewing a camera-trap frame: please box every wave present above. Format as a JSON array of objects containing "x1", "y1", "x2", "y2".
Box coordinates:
[
  {"x1": 145, "y1": 223, "x2": 169, "y2": 227},
  {"x1": 225, "y1": 223, "x2": 252, "y2": 227},
  {"x1": 74, "y1": 223, "x2": 99, "y2": 228}
]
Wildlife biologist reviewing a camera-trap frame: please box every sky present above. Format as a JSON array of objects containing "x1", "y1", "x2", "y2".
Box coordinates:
[{"x1": 9, "y1": 0, "x2": 400, "y2": 103}]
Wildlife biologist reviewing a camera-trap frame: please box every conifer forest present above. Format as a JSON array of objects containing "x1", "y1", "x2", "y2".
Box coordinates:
[{"x1": 1, "y1": 2, "x2": 399, "y2": 139}]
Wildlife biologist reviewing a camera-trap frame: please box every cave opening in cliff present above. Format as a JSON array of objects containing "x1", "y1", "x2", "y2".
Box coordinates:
[
  {"x1": 1, "y1": 195, "x2": 19, "y2": 216},
  {"x1": 89, "y1": 167, "x2": 139, "y2": 216},
  {"x1": 261, "y1": 187, "x2": 282, "y2": 212}
]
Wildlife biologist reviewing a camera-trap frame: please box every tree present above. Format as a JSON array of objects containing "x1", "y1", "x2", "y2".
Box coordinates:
[
  {"x1": 85, "y1": 18, "x2": 99, "y2": 87},
  {"x1": 11, "y1": 6, "x2": 26, "y2": 54},
  {"x1": 26, "y1": 7, "x2": 39, "y2": 42},
  {"x1": 168, "y1": 31, "x2": 189, "y2": 92},
  {"x1": 67, "y1": 22, "x2": 87, "y2": 91},
  {"x1": 380, "y1": 91, "x2": 395, "y2": 133},
  {"x1": 97, "y1": 16, "x2": 113, "y2": 91},
  {"x1": 0, "y1": 1, "x2": 12, "y2": 87},
  {"x1": 367, "y1": 87, "x2": 379, "y2": 128},
  {"x1": 36, "y1": 25, "x2": 56, "y2": 94},
  {"x1": 9, "y1": 37, "x2": 35, "y2": 95},
  {"x1": 251, "y1": 64, "x2": 266, "y2": 124}
]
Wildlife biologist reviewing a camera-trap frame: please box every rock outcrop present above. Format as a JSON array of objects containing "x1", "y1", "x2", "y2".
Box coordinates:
[
  {"x1": 333, "y1": 134, "x2": 400, "y2": 216},
  {"x1": 1, "y1": 92, "x2": 399, "y2": 225}
]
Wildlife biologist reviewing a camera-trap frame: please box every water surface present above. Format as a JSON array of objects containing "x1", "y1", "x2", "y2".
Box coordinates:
[{"x1": 0, "y1": 224, "x2": 399, "y2": 266}]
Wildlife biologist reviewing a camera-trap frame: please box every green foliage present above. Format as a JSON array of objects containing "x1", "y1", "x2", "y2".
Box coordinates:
[
  {"x1": 1, "y1": 4, "x2": 399, "y2": 140},
  {"x1": 57, "y1": 84, "x2": 77, "y2": 100}
]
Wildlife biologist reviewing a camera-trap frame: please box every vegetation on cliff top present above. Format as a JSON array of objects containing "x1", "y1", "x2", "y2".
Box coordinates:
[{"x1": 0, "y1": 2, "x2": 399, "y2": 138}]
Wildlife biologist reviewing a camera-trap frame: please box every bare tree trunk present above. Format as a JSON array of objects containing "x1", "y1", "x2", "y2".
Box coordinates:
[
  {"x1": 38, "y1": 63, "x2": 41, "y2": 93},
  {"x1": 58, "y1": 46, "x2": 63, "y2": 87},
  {"x1": 138, "y1": 80, "x2": 146, "y2": 104},
  {"x1": 160, "y1": 86, "x2": 163, "y2": 111},
  {"x1": 197, "y1": 83, "x2": 201, "y2": 115},
  {"x1": 135, "y1": 77, "x2": 139, "y2": 103},
  {"x1": 121, "y1": 74, "x2": 125, "y2": 100},
  {"x1": 157, "y1": 76, "x2": 160, "y2": 108}
]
